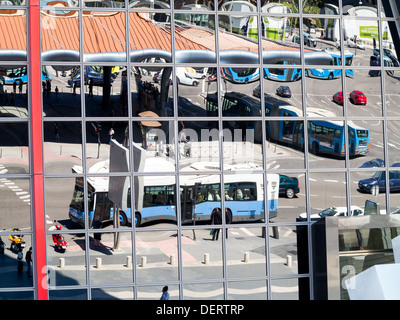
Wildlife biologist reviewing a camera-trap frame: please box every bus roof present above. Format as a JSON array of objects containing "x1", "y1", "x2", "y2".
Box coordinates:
[{"x1": 179, "y1": 162, "x2": 278, "y2": 186}]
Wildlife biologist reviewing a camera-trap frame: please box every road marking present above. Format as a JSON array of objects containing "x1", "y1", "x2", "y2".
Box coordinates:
[{"x1": 240, "y1": 227, "x2": 256, "y2": 237}]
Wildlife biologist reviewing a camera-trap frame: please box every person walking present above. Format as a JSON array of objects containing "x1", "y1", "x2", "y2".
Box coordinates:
[
  {"x1": 109, "y1": 127, "x2": 114, "y2": 143},
  {"x1": 211, "y1": 207, "x2": 222, "y2": 241},
  {"x1": 88, "y1": 78, "x2": 93, "y2": 97},
  {"x1": 25, "y1": 247, "x2": 32, "y2": 277},
  {"x1": 17, "y1": 248, "x2": 24, "y2": 273},
  {"x1": 54, "y1": 122, "x2": 60, "y2": 142},
  {"x1": 225, "y1": 208, "x2": 232, "y2": 239},
  {"x1": 160, "y1": 286, "x2": 169, "y2": 300}
]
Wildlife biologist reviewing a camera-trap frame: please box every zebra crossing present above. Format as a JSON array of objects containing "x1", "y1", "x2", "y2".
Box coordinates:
[{"x1": 0, "y1": 164, "x2": 30, "y2": 206}]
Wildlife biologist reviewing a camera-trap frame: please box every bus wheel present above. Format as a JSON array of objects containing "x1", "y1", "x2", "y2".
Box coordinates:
[
  {"x1": 134, "y1": 213, "x2": 141, "y2": 227},
  {"x1": 328, "y1": 73, "x2": 333, "y2": 80},
  {"x1": 285, "y1": 188, "x2": 295, "y2": 199},
  {"x1": 226, "y1": 209, "x2": 233, "y2": 224},
  {"x1": 119, "y1": 211, "x2": 128, "y2": 226}
]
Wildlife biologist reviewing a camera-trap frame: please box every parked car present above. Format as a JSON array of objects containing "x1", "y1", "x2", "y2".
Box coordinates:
[
  {"x1": 359, "y1": 158, "x2": 385, "y2": 168},
  {"x1": 67, "y1": 66, "x2": 114, "y2": 87},
  {"x1": 292, "y1": 33, "x2": 317, "y2": 47},
  {"x1": 303, "y1": 32, "x2": 317, "y2": 47},
  {"x1": 298, "y1": 206, "x2": 363, "y2": 221},
  {"x1": 358, "y1": 170, "x2": 400, "y2": 193},
  {"x1": 279, "y1": 175, "x2": 299, "y2": 199},
  {"x1": 373, "y1": 48, "x2": 399, "y2": 66},
  {"x1": 332, "y1": 91, "x2": 343, "y2": 105},
  {"x1": 349, "y1": 90, "x2": 367, "y2": 105},
  {"x1": 276, "y1": 85, "x2": 291, "y2": 98},
  {"x1": 347, "y1": 37, "x2": 365, "y2": 50}
]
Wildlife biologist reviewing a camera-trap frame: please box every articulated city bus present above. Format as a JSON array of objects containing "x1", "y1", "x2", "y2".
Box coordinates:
[
  {"x1": 264, "y1": 51, "x2": 354, "y2": 81},
  {"x1": 206, "y1": 91, "x2": 263, "y2": 142},
  {"x1": 68, "y1": 158, "x2": 279, "y2": 227},
  {"x1": 265, "y1": 97, "x2": 369, "y2": 157}
]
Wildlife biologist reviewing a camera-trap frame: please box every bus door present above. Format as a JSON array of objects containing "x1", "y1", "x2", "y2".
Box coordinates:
[
  {"x1": 180, "y1": 186, "x2": 194, "y2": 224},
  {"x1": 93, "y1": 192, "x2": 113, "y2": 228},
  {"x1": 293, "y1": 121, "x2": 303, "y2": 148}
]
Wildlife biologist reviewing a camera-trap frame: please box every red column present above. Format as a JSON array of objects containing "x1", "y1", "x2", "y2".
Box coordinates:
[{"x1": 29, "y1": 0, "x2": 47, "y2": 300}]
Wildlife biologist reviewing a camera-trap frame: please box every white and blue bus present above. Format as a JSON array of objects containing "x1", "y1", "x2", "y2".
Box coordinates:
[
  {"x1": 306, "y1": 51, "x2": 354, "y2": 80},
  {"x1": 265, "y1": 98, "x2": 369, "y2": 157},
  {"x1": 264, "y1": 62, "x2": 302, "y2": 82},
  {"x1": 221, "y1": 67, "x2": 260, "y2": 84},
  {"x1": 263, "y1": 51, "x2": 354, "y2": 82},
  {"x1": 180, "y1": 165, "x2": 279, "y2": 223},
  {"x1": 69, "y1": 158, "x2": 279, "y2": 227},
  {"x1": 206, "y1": 91, "x2": 263, "y2": 142},
  {"x1": 0, "y1": 66, "x2": 51, "y2": 86}
]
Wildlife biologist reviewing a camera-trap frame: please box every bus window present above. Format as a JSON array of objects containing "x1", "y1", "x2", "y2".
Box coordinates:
[
  {"x1": 345, "y1": 56, "x2": 353, "y2": 66},
  {"x1": 206, "y1": 184, "x2": 221, "y2": 201},
  {"x1": 357, "y1": 130, "x2": 368, "y2": 138},
  {"x1": 234, "y1": 183, "x2": 257, "y2": 200},
  {"x1": 70, "y1": 185, "x2": 85, "y2": 212},
  {"x1": 143, "y1": 185, "x2": 175, "y2": 207}
]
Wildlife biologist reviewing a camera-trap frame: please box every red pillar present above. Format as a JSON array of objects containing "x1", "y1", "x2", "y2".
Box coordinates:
[{"x1": 29, "y1": 0, "x2": 47, "y2": 300}]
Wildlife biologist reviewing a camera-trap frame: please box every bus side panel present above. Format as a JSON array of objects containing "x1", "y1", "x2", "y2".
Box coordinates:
[
  {"x1": 229, "y1": 200, "x2": 264, "y2": 222},
  {"x1": 140, "y1": 205, "x2": 177, "y2": 224}
]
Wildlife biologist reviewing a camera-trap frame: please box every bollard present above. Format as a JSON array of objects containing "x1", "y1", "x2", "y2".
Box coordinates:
[
  {"x1": 141, "y1": 256, "x2": 147, "y2": 267},
  {"x1": 244, "y1": 252, "x2": 249, "y2": 263},
  {"x1": 286, "y1": 255, "x2": 292, "y2": 267},
  {"x1": 170, "y1": 254, "x2": 175, "y2": 265},
  {"x1": 126, "y1": 256, "x2": 132, "y2": 268},
  {"x1": 204, "y1": 253, "x2": 209, "y2": 265},
  {"x1": 96, "y1": 257, "x2": 102, "y2": 269},
  {"x1": 59, "y1": 257, "x2": 65, "y2": 268}
]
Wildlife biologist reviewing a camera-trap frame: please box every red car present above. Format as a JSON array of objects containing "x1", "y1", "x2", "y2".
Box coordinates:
[
  {"x1": 350, "y1": 90, "x2": 367, "y2": 105},
  {"x1": 333, "y1": 91, "x2": 343, "y2": 105}
]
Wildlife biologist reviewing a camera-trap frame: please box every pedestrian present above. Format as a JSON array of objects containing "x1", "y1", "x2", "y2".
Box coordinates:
[
  {"x1": 225, "y1": 208, "x2": 232, "y2": 239},
  {"x1": 10, "y1": 91, "x2": 14, "y2": 106},
  {"x1": 17, "y1": 248, "x2": 23, "y2": 273},
  {"x1": 210, "y1": 207, "x2": 222, "y2": 241},
  {"x1": 54, "y1": 122, "x2": 60, "y2": 142},
  {"x1": 109, "y1": 127, "x2": 114, "y2": 143},
  {"x1": 19, "y1": 81, "x2": 23, "y2": 94},
  {"x1": 160, "y1": 286, "x2": 169, "y2": 300},
  {"x1": 55, "y1": 86, "x2": 59, "y2": 101},
  {"x1": 13, "y1": 81, "x2": 17, "y2": 93},
  {"x1": 88, "y1": 78, "x2": 93, "y2": 97},
  {"x1": 73, "y1": 82, "x2": 77, "y2": 95},
  {"x1": 46, "y1": 80, "x2": 51, "y2": 96},
  {"x1": 25, "y1": 247, "x2": 32, "y2": 277}
]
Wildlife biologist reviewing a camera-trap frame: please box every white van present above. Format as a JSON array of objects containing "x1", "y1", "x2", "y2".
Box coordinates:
[
  {"x1": 152, "y1": 67, "x2": 200, "y2": 86},
  {"x1": 176, "y1": 68, "x2": 199, "y2": 86}
]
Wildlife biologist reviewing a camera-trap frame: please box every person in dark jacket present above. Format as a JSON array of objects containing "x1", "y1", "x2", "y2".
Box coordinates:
[{"x1": 211, "y1": 208, "x2": 222, "y2": 241}]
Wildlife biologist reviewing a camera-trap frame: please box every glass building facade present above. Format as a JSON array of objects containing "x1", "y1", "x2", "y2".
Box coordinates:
[{"x1": 0, "y1": 0, "x2": 400, "y2": 300}]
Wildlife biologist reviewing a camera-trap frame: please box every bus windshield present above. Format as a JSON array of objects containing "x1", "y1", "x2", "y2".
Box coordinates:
[
  {"x1": 357, "y1": 129, "x2": 368, "y2": 138},
  {"x1": 69, "y1": 184, "x2": 95, "y2": 212}
]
